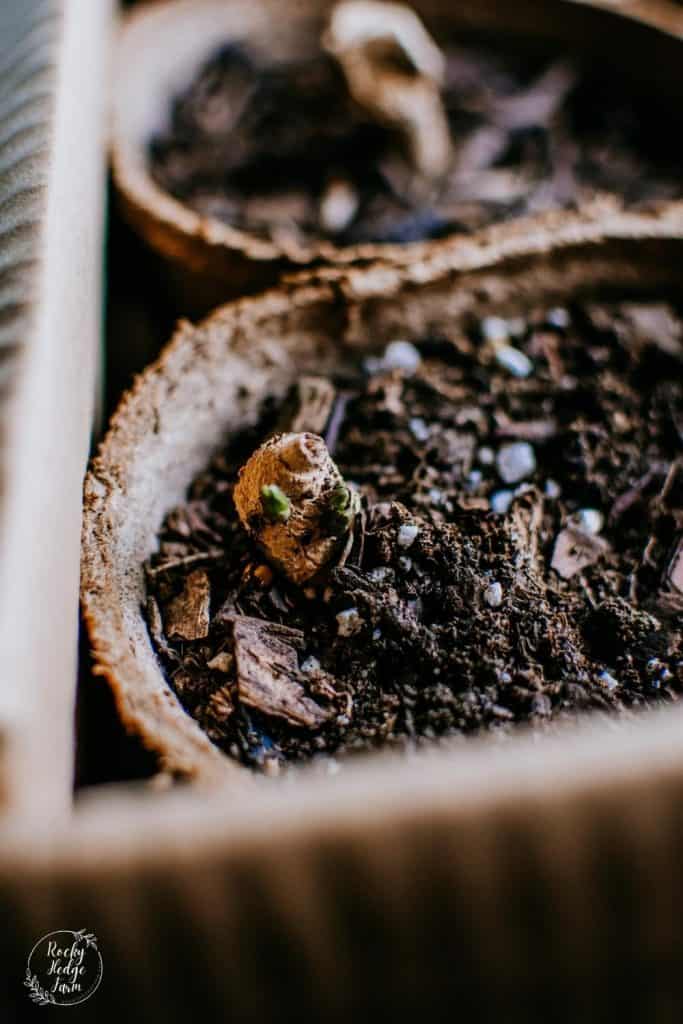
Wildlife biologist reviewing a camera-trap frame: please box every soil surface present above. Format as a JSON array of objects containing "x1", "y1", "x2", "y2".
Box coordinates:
[
  {"x1": 149, "y1": 40, "x2": 681, "y2": 246},
  {"x1": 144, "y1": 299, "x2": 683, "y2": 775}
]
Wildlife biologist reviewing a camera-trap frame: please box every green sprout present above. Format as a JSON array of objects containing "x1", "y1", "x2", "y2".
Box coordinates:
[
  {"x1": 260, "y1": 484, "x2": 291, "y2": 523},
  {"x1": 325, "y1": 482, "x2": 360, "y2": 534}
]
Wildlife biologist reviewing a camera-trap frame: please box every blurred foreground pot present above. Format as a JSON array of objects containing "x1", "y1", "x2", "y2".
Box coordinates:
[
  {"x1": 11, "y1": 206, "x2": 683, "y2": 1023},
  {"x1": 81, "y1": 204, "x2": 683, "y2": 785},
  {"x1": 112, "y1": 0, "x2": 683, "y2": 313}
]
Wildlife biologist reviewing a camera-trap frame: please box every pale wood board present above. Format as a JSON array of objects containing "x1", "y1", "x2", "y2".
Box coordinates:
[{"x1": 0, "y1": 0, "x2": 112, "y2": 825}]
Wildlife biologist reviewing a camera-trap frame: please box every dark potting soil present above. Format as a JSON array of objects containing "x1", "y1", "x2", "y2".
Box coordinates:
[
  {"x1": 149, "y1": 40, "x2": 681, "y2": 247},
  {"x1": 144, "y1": 300, "x2": 683, "y2": 775}
]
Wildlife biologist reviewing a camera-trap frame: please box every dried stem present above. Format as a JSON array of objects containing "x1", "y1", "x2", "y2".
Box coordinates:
[{"x1": 324, "y1": 0, "x2": 452, "y2": 184}]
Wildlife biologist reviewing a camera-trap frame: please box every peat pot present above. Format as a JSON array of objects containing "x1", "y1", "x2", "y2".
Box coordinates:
[
  {"x1": 112, "y1": 0, "x2": 683, "y2": 312},
  {"x1": 83, "y1": 203, "x2": 683, "y2": 783}
]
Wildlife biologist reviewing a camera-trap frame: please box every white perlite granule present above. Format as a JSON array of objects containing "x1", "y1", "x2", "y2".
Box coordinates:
[
  {"x1": 484, "y1": 581, "x2": 504, "y2": 607},
  {"x1": 397, "y1": 523, "x2": 420, "y2": 549},
  {"x1": 496, "y1": 442, "x2": 536, "y2": 484}
]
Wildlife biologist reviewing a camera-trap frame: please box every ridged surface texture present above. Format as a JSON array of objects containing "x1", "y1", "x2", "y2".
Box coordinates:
[
  {"x1": 0, "y1": 0, "x2": 58, "y2": 448},
  {"x1": 0, "y1": 1, "x2": 60, "y2": 817},
  {"x1": 0, "y1": 0, "x2": 110, "y2": 823},
  {"x1": 4, "y1": 703, "x2": 683, "y2": 1023}
]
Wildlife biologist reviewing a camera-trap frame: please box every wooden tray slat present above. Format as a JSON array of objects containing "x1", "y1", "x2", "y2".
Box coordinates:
[{"x1": 0, "y1": 0, "x2": 112, "y2": 825}]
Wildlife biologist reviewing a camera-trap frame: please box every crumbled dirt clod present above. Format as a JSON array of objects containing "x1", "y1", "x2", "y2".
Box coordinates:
[{"x1": 145, "y1": 299, "x2": 683, "y2": 774}]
